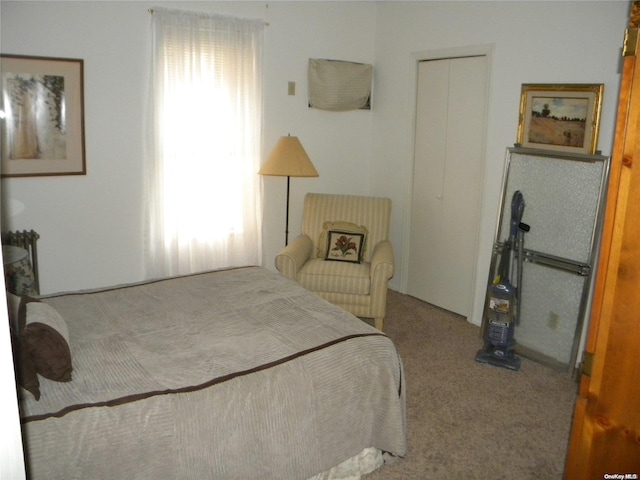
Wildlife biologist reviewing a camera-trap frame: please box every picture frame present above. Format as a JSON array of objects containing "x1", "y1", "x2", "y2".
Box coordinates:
[
  {"x1": 1, "y1": 54, "x2": 86, "y2": 177},
  {"x1": 325, "y1": 230, "x2": 366, "y2": 264},
  {"x1": 516, "y1": 83, "x2": 603, "y2": 155}
]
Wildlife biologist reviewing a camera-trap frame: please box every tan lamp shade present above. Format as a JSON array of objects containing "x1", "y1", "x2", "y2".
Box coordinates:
[
  {"x1": 259, "y1": 135, "x2": 318, "y2": 246},
  {"x1": 259, "y1": 136, "x2": 318, "y2": 177}
]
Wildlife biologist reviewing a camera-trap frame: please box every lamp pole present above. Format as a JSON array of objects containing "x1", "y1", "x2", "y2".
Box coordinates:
[{"x1": 285, "y1": 176, "x2": 291, "y2": 246}]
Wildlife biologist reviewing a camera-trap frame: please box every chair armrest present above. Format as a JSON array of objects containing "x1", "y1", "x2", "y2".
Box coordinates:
[
  {"x1": 369, "y1": 240, "x2": 394, "y2": 322},
  {"x1": 275, "y1": 235, "x2": 313, "y2": 280},
  {"x1": 370, "y1": 240, "x2": 394, "y2": 281}
]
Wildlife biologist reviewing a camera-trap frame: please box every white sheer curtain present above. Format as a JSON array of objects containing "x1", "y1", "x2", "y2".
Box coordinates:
[{"x1": 145, "y1": 8, "x2": 264, "y2": 279}]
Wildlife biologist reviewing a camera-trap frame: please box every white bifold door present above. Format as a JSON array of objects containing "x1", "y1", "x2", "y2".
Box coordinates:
[{"x1": 407, "y1": 55, "x2": 488, "y2": 317}]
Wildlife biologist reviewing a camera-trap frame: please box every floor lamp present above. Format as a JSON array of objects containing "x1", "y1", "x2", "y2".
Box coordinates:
[{"x1": 259, "y1": 135, "x2": 319, "y2": 246}]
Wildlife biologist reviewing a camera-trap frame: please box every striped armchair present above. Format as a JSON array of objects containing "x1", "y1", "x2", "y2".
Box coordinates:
[{"x1": 275, "y1": 193, "x2": 394, "y2": 330}]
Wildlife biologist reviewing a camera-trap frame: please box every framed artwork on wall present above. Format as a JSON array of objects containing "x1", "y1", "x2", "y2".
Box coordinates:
[
  {"x1": 516, "y1": 83, "x2": 603, "y2": 155},
  {"x1": 0, "y1": 54, "x2": 86, "y2": 177}
]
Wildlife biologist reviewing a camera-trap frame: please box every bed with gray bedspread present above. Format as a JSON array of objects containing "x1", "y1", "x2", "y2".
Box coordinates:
[{"x1": 19, "y1": 266, "x2": 406, "y2": 479}]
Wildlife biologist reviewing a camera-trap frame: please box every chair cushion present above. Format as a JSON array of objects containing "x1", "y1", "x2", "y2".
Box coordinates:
[{"x1": 297, "y1": 258, "x2": 371, "y2": 295}]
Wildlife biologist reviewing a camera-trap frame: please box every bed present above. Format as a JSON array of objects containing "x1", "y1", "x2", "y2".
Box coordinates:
[{"x1": 11, "y1": 266, "x2": 406, "y2": 479}]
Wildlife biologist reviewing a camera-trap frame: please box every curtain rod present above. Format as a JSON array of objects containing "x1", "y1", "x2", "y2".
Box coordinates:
[{"x1": 147, "y1": 8, "x2": 269, "y2": 26}]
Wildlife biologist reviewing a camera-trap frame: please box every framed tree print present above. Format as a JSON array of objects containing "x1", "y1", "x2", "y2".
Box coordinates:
[
  {"x1": 1, "y1": 54, "x2": 86, "y2": 177},
  {"x1": 517, "y1": 83, "x2": 603, "y2": 155}
]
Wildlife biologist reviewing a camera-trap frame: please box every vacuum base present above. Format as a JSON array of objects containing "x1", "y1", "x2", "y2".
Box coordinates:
[{"x1": 475, "y1": 347, "x2": 521, "y2": 371}]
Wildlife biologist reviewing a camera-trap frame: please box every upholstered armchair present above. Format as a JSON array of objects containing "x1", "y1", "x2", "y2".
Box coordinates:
[{"x1": 275, "y1": 193, "x2": 394, "y2": 330}]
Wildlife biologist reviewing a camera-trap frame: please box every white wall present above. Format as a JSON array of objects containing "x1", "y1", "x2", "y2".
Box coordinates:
[
  {"x1": 371, "y1": 1, "x2": 629, "y2": 325},
  {"x1": 0, "y1": 1, "x2": 631, "y2": 326},
  {"x1": 0, "y1": 1, "x2": 377, "y2": 293}
]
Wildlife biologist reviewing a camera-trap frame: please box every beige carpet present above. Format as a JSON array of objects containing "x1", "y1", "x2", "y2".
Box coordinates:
[{"x1": 364, "y1": 290, "x2": 578, "y2": 479}]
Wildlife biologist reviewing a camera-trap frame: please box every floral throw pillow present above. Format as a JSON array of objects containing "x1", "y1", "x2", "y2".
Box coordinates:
[
  {"x1": 324, "y1": 230, "x2": 366, "y2": 263},
  {"x1": 317, "y1": 221, "x2": 368, "y2": 259}
]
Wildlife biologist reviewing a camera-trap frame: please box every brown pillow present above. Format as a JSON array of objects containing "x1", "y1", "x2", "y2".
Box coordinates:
[
  {"x1": 7, "y1": 293, "x2": 40, "y2": 399},
  {"x1": 8, "y1": 325, "x2": 41, "y2": 400},
  {"x1": 19, "y1": 296, "x2": 73, "y2": 383}
]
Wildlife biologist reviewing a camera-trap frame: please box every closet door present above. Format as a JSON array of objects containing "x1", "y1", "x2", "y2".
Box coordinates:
[{"x1": 407, "y1": 56, "x2": 488, "y2": 317}]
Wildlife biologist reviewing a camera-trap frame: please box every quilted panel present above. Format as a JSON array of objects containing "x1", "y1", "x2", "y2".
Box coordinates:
[{"x1": 297, "y1": 258, "x2": 371, "y2": 295}]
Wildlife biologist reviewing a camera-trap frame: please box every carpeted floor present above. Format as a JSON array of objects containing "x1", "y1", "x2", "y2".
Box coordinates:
[{"x1": 363, "y1": 290, "x2": 578, "y2": 480}]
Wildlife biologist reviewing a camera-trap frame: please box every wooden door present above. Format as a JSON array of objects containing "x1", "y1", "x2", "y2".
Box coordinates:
[
  {"x1": 408, "y1": 56, "x2": 488, "y2": 317},
  {"x1": 564, "y1": 2, "x2": 640, "y2": 477}
]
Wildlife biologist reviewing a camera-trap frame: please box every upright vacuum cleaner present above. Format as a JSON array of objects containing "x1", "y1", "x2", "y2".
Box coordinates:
[{"x1": 475, "y1": 190, "x2": 529, "y2": 371}]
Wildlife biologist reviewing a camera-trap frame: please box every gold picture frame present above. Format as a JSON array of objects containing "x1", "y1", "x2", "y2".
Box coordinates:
[
  {"x1": 1, "y1": 54, "x2": 86, "y2": 177},
  {"x1": 516, "y1": 83, "x2": 603, "y2": 155}
]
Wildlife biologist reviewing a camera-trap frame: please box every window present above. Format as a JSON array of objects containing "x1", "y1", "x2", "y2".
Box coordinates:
[{"x1": 145, "y1": 8, "x2": 264, "y2": 278}]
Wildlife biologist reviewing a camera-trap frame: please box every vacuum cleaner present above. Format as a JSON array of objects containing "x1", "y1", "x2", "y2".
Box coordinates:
[{"x1": 475, "y1": 190, "x2": 529, "y2": 371}]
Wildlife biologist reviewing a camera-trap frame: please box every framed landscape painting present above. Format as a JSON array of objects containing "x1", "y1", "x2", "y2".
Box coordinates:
[
  {"x1": 1, "y1": 54, "x2": 86, "y2": 177},
  {"x1": 516, "y1": 83, "x2": 603, "y2": 155}
]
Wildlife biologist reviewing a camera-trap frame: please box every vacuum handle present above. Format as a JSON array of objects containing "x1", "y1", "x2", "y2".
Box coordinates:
[{"x1": 510, "y1": 191, "x2": 525, "y2": 241}]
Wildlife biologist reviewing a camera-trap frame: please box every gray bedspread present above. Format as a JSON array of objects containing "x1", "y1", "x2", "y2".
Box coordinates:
[{"x1": 20, "y1": 267, "x2": 406, "y2": 479}]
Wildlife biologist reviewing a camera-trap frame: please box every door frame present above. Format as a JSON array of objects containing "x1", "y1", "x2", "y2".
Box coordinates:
[
  {"x1": 401, "y1": 44, "x2": 493, "y2": 325},
  {"x1": 564, "y1": 3, "x2": 640, "y2": 474}
]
